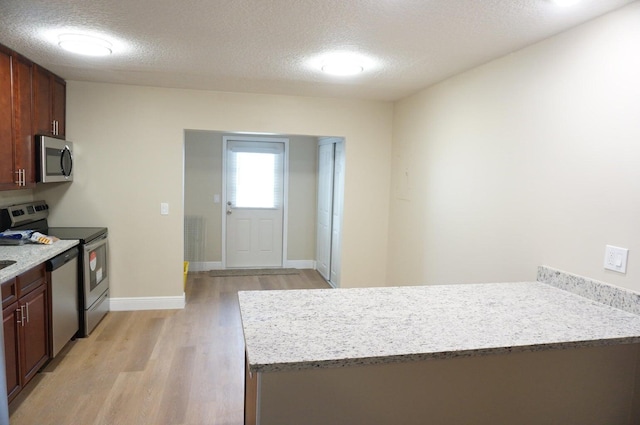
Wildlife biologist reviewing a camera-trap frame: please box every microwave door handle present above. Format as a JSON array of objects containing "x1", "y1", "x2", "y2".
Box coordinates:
[{"x1": 61, "y1": 146, "x2": 73, "y2": 177}]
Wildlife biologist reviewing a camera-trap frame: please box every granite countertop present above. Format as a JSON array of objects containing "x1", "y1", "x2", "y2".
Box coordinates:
[
  {"x1": 0, "y1": 240, "x2": 80, "y2": 284},
  {"x1": 238, "y1": 279, "x2": 640, "y2": 373}
]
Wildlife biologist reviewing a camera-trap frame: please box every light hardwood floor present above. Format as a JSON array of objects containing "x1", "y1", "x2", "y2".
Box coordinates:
[{"x1": 9, "y1": 269, "x2": 329, "y2": 425}]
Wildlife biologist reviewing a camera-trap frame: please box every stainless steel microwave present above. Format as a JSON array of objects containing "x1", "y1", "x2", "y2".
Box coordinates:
[{"x1": 37, "y1": 135, "x2": 73, "y2": 183}]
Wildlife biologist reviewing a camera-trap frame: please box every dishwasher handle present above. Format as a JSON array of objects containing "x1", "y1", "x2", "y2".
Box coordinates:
[{"x1": 46, "y1": 247, "x2": 79, "y2": 271}]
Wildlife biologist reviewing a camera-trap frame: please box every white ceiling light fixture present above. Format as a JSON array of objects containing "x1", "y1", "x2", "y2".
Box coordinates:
[
  {"x1": 321, "y1": 58, "x2": 364, "y2": 76},
  {"x1": 313, "y1": 52, "x2": 371, "y2": 77},
  {"x1": 551, "y1": 0, "x2": 581, "y2": 7},
  {"x1": 58, "y1": 33, "x2": 113, "y2": 56}
]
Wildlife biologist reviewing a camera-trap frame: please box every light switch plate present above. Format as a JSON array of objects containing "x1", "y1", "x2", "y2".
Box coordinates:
[
  {"x1": 604, "y1": 245, "x2": 628, "y2": 273},
  {"x1": 160, "y1": 202, "x2": 169, "y2": 215}
]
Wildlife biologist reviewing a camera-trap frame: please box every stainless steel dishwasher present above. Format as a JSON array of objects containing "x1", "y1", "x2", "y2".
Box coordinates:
[{"x1": 46, "y1": 247, "x2": 79, "y2": 357}]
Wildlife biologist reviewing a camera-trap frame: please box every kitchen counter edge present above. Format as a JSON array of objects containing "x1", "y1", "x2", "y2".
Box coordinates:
[
  {"x1": 240, "y1": 268, "x2": 640, "y2": 374},
  {"x1": 0, "y1": 240, "x2": 80, "y2": 284}
]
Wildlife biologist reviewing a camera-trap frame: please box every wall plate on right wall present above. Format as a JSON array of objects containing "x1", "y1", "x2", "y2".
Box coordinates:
[{"x1": 604, "y1": 245, "x2": 628, "y2": 274}]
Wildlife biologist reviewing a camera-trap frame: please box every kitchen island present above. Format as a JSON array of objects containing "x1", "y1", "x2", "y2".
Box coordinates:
[{"x1": 238, "y1": 267, "x2": 640, "y2": 425}]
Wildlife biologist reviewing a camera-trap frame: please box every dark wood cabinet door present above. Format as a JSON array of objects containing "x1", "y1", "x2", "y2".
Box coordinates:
[
  {"x1": 19, "y1": 284, "x2": 49, "y2": 385},
  {"x1": 0, "y1": 46, "x2": 16, "y2": 189},
  {"x1": 33, "y1": 65, "x2": 53, "y2": 136},
  {"x1": 12, "y1": 53, "x2": 35, "y2": 187},
  {"x1": 1, "y1": 278, "x2": 17, "y2": 310},
  {"x1": 52, "y1": 76, "x2": 65, "y2": 138},
  {"x1": 3, "y1": 302, "x2": 22, "y2": 402},
  {"x1": 33, "y1": 65, "x2": 65, "y2": 138},
  {"x1": 17, "y1": 263, "x2": 46, "y2": 298}
]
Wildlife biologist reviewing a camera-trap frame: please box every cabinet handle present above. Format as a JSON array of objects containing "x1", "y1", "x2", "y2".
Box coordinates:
[
  {"x1": 16, "y1": 168, "x2": 27, "y2": 186},
  {"x1": 52, "y1": 120, "x2": 56, "y2": 135},
  {"x1": 55, "y1": 120, "x2": 59, "y2": 135},
  {"x1": 14, "y1": 169, "x2": 24, "y2": 186},
  {"x1": 25, "y1": 302, "x2": 29, "y2": 323},
  {"x1": 18, "y1": 306, "x2": 25, "y2": 327}
]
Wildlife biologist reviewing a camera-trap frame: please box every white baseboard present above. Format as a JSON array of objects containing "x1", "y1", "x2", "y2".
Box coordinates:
[
  {"x1": 188, "y1": 260, "x2": 316, "y2": 271},
  {"x1": 110, "y1": 295, "x2": 185, "y2": 311},
  {"x1": 284, "y1": 260, "x2": 316, "y2": 269}
]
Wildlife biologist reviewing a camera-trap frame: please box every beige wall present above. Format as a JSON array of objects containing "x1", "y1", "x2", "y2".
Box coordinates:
[
  {"x1": 184, "y1": 130, "x2": 222, "y2": 263},
  {"x1": 285, "y1": 135, "x2": 319, "y2": 261},
  {"x1": 0, "y1": 189, "x2": 33, "y2": 207},
  {"x1": 387, "y1": 2, "x2": 640, "y2": 290},
  {"x1": 36, "y1": 84, "x2": 392, "y2": 299},
  {"x1": 184, "y1": 131, "x2": 318, "y2": 264}
]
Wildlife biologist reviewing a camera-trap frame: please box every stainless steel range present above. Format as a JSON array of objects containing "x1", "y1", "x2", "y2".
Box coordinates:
[{"x1": 0, "y1": 200, "x2": 109, "y2": 337}]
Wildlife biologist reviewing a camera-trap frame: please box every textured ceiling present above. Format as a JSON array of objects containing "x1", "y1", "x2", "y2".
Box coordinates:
[{"x1": 0, "y1": 0, "x2": 635, "y2": 101}]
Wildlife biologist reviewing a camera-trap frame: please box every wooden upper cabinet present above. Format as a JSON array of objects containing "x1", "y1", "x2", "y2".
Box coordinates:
[
  {"x1": 12, "y1": 53, "x2": 35, "y2": 187},
  {"x1": 33, "y1": 65, "x2": 66, "y2": 138},
  {"x1": 0, "y1": 42, "x2": 64, "y2": 190},
  {"x1": 0, "y1": 45, "x2": 35, "y2": 189},
  {"x1": 52, "y1": 76, "x2": 66, "y2": 137},
  {"x1": 0, "y1": 45, "x2": 15, "y2": 189},
  {"x1": 33, "y1": 65, "x2": 52, "y2": 136}
]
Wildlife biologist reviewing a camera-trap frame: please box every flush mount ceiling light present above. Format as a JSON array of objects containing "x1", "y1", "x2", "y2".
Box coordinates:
[
  {"x1": 550, "y1": 0, "x2": 581, "y2": 6},
  {"x1": 312, "y1": 52, "x2": 372, "y2": 77},
  {"x1": 321, "y1": 59, "x2": 364, "y2": 76},
  {"x1": 58, "y1": 34, "x2": 113, "y2": 56}
]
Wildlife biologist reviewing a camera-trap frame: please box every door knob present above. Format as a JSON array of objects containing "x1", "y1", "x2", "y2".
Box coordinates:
[
  {"x1": 227, "y1": 210, "x2": 232, "y2": 215},
  {"x1": 227, "y1": 201, "x2": 232, "y2": 206}
]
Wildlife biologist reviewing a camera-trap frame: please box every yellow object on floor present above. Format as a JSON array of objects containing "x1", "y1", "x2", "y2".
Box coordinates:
[{"x1": 183, "y1": 261, "x2": 189, "y2": 290}]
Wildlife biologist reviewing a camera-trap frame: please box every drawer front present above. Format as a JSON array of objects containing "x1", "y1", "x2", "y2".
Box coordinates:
[
  {"x1": 1, "y1": 278, "x2": 17, "y2": 309},
  {"x1": 16, "y1": 264, "x2": 46, "y2": 297}
]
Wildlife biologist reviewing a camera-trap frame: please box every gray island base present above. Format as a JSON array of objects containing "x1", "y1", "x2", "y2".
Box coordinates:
[{"x1": 238, "y1": 267, "x2": 640, "y2": 425}]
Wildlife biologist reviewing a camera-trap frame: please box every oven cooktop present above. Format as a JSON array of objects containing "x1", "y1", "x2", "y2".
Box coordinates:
[{"x1": 47, "y1": 227, "x2": 108, "y2": 244}]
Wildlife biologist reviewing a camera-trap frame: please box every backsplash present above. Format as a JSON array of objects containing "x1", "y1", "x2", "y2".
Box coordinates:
[
  {"x1": 537, "y1": 266, "x2": 640, "y2": 316},
  {"x1": 0, "y1": 189, "x2": 34, "y2": 207}
]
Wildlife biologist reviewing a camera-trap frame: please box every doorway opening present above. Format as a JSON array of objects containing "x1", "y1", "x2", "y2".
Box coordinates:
[
  {"x1": 223, "y1": 136, "x2": 288, "y2": 268},
  {"x1": 183, "y1": 130, "x2": 344, "y2": 282}
]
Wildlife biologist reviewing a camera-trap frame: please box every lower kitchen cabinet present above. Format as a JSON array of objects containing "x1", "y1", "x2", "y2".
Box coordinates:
[
  {"x1": 19, "y1": 284, "x2": 48, "y2": 384},
  {"x1": 2, "y1": 263, "x2": 50, "y2": 403},
  {"x1": 3, "y1": 302, "x2": 21, "y2": 400}
]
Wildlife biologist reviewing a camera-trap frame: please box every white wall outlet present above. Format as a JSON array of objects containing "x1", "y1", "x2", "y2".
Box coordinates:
[
  {"x1": 160, "y1": 202, "x2": 169, "y2": 215},
  {"x1": 213, "y1": 194, "x2": 220, "y2": 204},
  {"x1": 604, "y1": 245, "x2": 628, "y2": 273}
]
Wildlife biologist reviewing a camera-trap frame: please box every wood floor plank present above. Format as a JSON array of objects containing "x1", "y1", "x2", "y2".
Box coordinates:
[
  {"x1": 155, "y1": 345, "x2": 197, "y2": 425},
  {"x1": 8, "y1": 269, "x2": 329, "y2": 425},
  {"x1": 123, "y1": 317, "x2": 166, "y2": 372}
]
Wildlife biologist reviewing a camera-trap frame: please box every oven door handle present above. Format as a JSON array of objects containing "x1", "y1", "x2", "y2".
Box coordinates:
[{"x1": 84, "y1": 234, "x2": 108, "y2": 252}]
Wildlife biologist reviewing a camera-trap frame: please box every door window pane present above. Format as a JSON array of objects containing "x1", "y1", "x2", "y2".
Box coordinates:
[
  {"x1": 234, "y1": 152, "x2": 276, "y2": 208},
  {"x1": 227, "y1": 140, "x2": 284, "y2": 209}
]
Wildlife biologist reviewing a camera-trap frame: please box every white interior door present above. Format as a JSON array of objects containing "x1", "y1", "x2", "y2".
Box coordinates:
[
  {"x1": 330, "y1": 141, "x2": 344, "y2": 286},
  {"x1": 225, "y1": 139, "x2": 285, "y2": 268},
  {"x1": 316, "y1": 143, "x2": 334, "y2": 280},
  {"x1": 316, "y1": 138, "x2": 344, "y2": 287}
]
